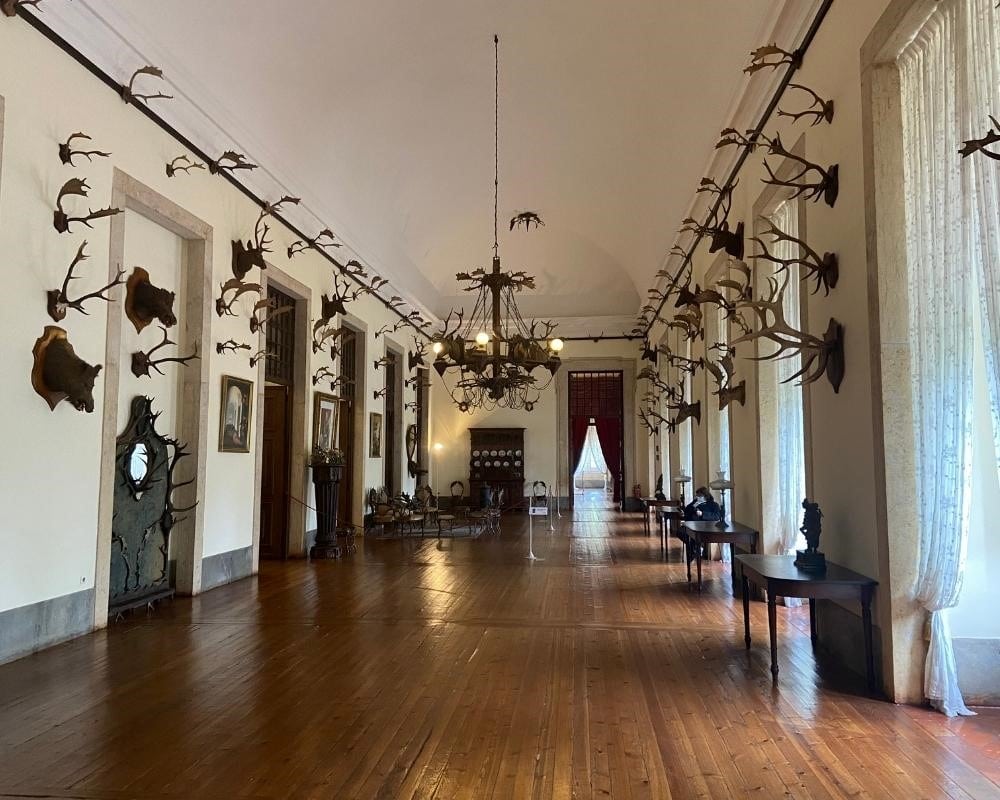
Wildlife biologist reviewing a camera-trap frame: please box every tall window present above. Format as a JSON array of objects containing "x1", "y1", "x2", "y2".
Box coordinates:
[
  {"x1": 896, "y1": 0, "x2": 1000, "y2": 716},
  {"x1": 757, "y1": 199, "x2": 806, "y2": 555}
]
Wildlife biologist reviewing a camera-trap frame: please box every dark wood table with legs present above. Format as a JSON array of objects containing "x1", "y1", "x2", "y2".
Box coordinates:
[
  {"x1": 641, "y1": 498, "x2": 678, "y2": 538},
  {"x1": 680, "y1": 521, "x2": 759, "y2": 592},
  {"x1": 735, "y1": 554, "x2": 879, "y2": 692}
]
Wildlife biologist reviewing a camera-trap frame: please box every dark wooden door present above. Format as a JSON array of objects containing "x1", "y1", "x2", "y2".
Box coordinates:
[
  {"x1": 260, "y1": 385, "x2": 290, "y2": 559},
  {"x1": 383, "y1": 352, "x2": 398, "y2": 494}
]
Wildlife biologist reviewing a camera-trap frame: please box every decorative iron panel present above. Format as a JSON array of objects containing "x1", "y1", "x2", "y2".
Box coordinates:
[{"x1": 568, "y1": 371, "x2": 624, "y2": 419}]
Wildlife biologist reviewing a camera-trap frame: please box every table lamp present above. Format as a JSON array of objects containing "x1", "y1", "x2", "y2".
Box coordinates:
[
  {"x1": 708, "y1": 471, "x2": 734, "y2": 528},
  {"x1": 672, "y1": 472, "x2": 691, "y2": 506}
]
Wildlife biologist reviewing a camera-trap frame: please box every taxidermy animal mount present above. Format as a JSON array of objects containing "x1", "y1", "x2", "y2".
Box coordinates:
[
  {"x1": 166, "y1": 155, "x2": 205, "y2": 178},
  {"x1": 2, "y1": 0, "x2": 41, "y2": 17},
  {"x1": 691, "y1": 177, "x2": 744, "y2": 260},
  {"x1": 31, "y1": 326, "x2": 102, "y2": 413},
  {"x1": 53, "y1": 178, "x2": 123, "y2": 234},
  {"x1": 751, "y1": 218, "x2": 839, "y2": 295},
  {"x1": 216, "y1": 278, "x2": 262, "y2": 318},
  {"x1": 312, "y1": 325, "x2": 347, "y2": 357},
  {"x1": 250, "y1": 349, "x2": 276, "y2": 369},
  {"x1": 408, "y1": 341, "x2": 428, "y2": 372},
  {"x1": 232, "y1": 196, "x2": 298, "y2": 281},
  {"x1": 312, "y1": 367, "x2": 340, "y2": 389},
  {"x1": 288, "y1": 229, "x2": 340, "y2": 258},
  {"x1": 131, "y1": 326, "x2": 199, "y2": 378},
  {"x1": 373, "y1": 387, "x2": 388, "y2": 400},
  {"x1": 216, "y1": 340, "x2": 251, "y2": 356},
  {"x1": 777, "y1": 84, "x2": 834, "y2": 127},
  {"x1": 249, "y1": 299, "x2": 293, "y2": 334},
  {"x1": 706, "y1": 344, "x2": 746, "y2": 410},
  {"x1": 373, "y1": 356, "x2": 393, "y2": 371},
  {"x1": 47, "y1": 241, "x2": 125, "y2": 322},
  {"x1": 732, "y1": 274, "x2": 845, "y2": 393},
  {"x1": 960, "y1": 116, "x2": 1000, "y2": 161},
  {"x1": 59, "y1": 133, "x2": 111, "y2": 166},
  {"x1": 125, "y1": 267, "x2": 177, "y2": 334},
  {"x1": 510, "y1": 211, "x2": 544, "y2": 231},
  {"x1": 208, "y1": 150, "x2": 258, "y2": 176},
  {"x1": 120, "y1": 66, "x2": 172, "y2": 105},
  {"x1": 744, "y1": 44, "x2": 802, "y2": 75}
]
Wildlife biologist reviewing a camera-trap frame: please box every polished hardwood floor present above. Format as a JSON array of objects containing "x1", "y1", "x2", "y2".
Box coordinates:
[{"x1": 0, "y1": 499, "x2": 997, "y2": 799}]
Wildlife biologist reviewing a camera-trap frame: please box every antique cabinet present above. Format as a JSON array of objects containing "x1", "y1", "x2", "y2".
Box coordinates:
[{"x1": 469, "y1": 427, "x2": 525, "y2": 510}]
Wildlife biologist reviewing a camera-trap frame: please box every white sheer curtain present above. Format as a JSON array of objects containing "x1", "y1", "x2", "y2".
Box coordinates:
[
  {"x1": 898, "y1": 0, "x2": 982, "y2": 717},
  {"x1": 762, "y1": 200, "x2": 807, "y2": 559}
]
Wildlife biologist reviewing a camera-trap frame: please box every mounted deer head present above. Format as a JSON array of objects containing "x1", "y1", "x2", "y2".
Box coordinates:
[
  {"x1": 408, "y1": 340, "x2": 428, "y2": 371},
  {"x1": 432, "y1": 309, "x2": 466, "y2": 370},
  {"x1": 46, "y1": 241, "x2": 125, "y2": 322},
  {"x1": 59, "y1": 133, "x2": 111, "y2": 166},
  {"x1": 287, "y1": 228, "x2": 340, "y2": 258},
  {"x1": 777, "y1": 84, "x2": 835, "y2": 127},
  {"x1": 166, "y1": 155, "x2": 205, "y2": 178},
  {"x1": 215, "y1": 278, "x2": 262, "y2": 318},
  {"x1": 732, "y1": 273, "x2": 845, "y2": 392},
  {"x1": 125, "y1": 267, "x2": 177, "y2": 334},
  {"x1": 232, "y1": 198, "x2": 299, "y2": 281},
  {"x1": 960, "y1": 116, "x2": 1000, "y2": 161},
  {"x1": 31, "y1": 326, "x2": 102, "y2": 412},
  {"x1": 120, "y1": 66, "x2": 172, "y2": 105},
  {"x1": 130, "y1": 326, "x2": 199, "y2": 378},
  {"x1": 208, "y1": 150, "x2": 258, "y2": 176},
  {"x1": 216, "y1": 339, "x2": 252, "y2": 356},
  {"x1": 692, "y1": 177, "x2": 745, "y2": 260},
  {"x1": 53, "y1": 178, "x2": 123, "y2": 234},
  {"x1": 751, "y1": 217, "x2": 839, "y2": 295}
]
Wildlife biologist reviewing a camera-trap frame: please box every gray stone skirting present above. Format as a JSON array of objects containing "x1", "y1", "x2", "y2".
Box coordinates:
[
  {"x1": 0, "y1": 588, "x2": 95, "y2": 666},
  {"x1": 200, "y1": 546, "x2": 255, "y2": 592},
  {"x1": 954, "y1": 638, "x2": 1000, "y2": 706}
]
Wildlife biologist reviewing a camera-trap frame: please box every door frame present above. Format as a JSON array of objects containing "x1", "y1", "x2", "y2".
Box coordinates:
[
  {"x1": 339, "y1": 312, "x2": 368, "y2": 532},
  {"x1": 252, "y1": 264, "x2": 311, "y2": 564},
  {"x1": 95, "y1": 169, "x2": 212, "y2": 627},
  {"x1": 565, "y1": 370, "x2": 625, "y2": 505}
]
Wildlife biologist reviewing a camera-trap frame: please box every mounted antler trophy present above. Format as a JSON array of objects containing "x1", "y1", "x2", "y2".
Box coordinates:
[
  {"x1": 120, "y1": 66, "x2": 172, "y2": 105},
  {"x1": 130, "y1": 326, "x2": 199, "y2": 378},
  {"x1": 751, "y1": 218, "x2": 839, "y2": 295},
  {"x1": 960, "y1": 116, "x2": 1000, "y2": 161},
  {"x1": 312, "y1": 366, "x2": 338, "y2": 388},
  {"x1": 733, "y1": 274, "x2": 845, "y2": 392},
  {"x1": 166, "y1": 155, "x2": 205, "y2": 178},
  {"x1": 691, "y1": 177, "x2": 744, "y2": 260},
  {"x1": 249, "y1": 298, "x2": 293, "y2": 334},
  {"x1": 46, "y1": 242, "x2": 125, "y2": 322},
  {"x1": 125, "y1": 268, "x2": 177, "y2": 334},
  {"x1": 216, "y1": 340, "x2": 251, "y2": 356},
  {"x1": 432, "y1": 310, "x2": 467, "y2": 371},
  {"x1": 373, "y1": 387, "x2": 388, "y2": 400},
  {"x1": 744, "y1": 44, "x2": 802, "y2": 75},
  {"x1": 509, "y1": 211, "x2": 544, "y2": 231},
  {"x1": 215, "y1": 278, "x2": 262, "y2": 318},
  {"x1": 288, "y1": 229, "x2": 340, "y2": 258},
  {"x1": 777, "y1": 84, "x2": 835, "y2": 127},
  {"x1": 408, "y1": 341, "x2": 428, "y2": 371},
  {"x1": 59, "y1": 133, "x2": 111, "y2": 167},
  {"x1": 312, "y1": 325, "x2": 347, "y2": 358},
  {"x1": 231, "y1": 196, "x2": 298, "y2": 281},
  {"x1": 208, "y1": 151, "x2": 258, "y2": 176},
  {"x1": 53, "y1": 178, "x2": 123, "y2": 234},
  {"x1": 31, "y1": 326, "x2": 102, "y2": 412},
  {"x1": 373, "y1": 356, "x2": 392, "y2": 371},
  {"x1": 249, "y1": 349, "x2": 276, "y2": 369},
  {"x1": 716, "y1": 129, "x2": 839, "y2": 207},
  {"x1": 706, "y1": 344, "x2": 746, "y2": 410},
  {"x1": 1, "y1": 0, "x2": 41, "y2": 16}
]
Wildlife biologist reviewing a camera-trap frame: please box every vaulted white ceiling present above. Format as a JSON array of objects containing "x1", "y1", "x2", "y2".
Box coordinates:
[{"x1": 76, "y1": 0, "x2": 785, "y2": 325}]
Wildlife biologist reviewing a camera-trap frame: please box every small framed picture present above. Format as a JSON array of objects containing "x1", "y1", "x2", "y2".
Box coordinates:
[
  {"x1": 313, "y1": 391, "x2": 340, "y2": 452},
  {"x1": 369, "y1": 412, "x2": 383, "y2": 458},
  {"x1": 219, "y1": 375, "x2": 254, "y2": 453}
]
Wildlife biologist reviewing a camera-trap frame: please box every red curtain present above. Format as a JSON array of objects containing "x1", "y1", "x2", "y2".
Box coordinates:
[
  {"x1": 594, "y1": 417, "x2": 622, "y2": 502},
  {"x1": 569, "y1": 416, "x2": 591, "y2": 479}
]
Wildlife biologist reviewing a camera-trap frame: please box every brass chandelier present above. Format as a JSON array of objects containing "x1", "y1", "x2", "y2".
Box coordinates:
[{"x1": 431, "y1": 35, "x2": 564, "y2": 413}]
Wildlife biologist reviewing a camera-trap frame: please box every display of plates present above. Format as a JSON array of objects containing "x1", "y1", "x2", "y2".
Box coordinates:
[
  {"x1": 514, "y1": 460, "x2": 521, "y2": 466},
  {"x1": 474, "y1": 460, "x2": 481, "y2": 467},
  {"x1": 515, "y1": 449, "x2": 522, "y2": 456},
  {"x1": 503, "y1": 461, "x2": 510, "y2": 468},
  {"x1": 472, "y1": 450, "x2": 480, "y2": 457},
  {"x1": 494, "y1": 460, "x2": 501, "y2": 467},
  {"x1": 490, "y1": 450, "x2": 498, "y2": 456}
]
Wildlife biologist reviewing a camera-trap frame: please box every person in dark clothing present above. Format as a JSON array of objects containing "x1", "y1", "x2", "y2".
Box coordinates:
[{"x1": 684, "y1": 487, "x2": 722, "y2": 561}]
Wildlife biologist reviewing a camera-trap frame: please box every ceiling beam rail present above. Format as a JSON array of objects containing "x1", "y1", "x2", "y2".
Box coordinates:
[
  {"x1": 643, "y1": 0, "x2": 835, "y2": 339},
  {"x1": 14, "y1": 6, "x2": 432, "y2": 341}
]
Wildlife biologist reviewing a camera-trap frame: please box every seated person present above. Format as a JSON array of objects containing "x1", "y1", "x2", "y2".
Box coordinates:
[{"x1": 684, "y1": 487, "x2": 722, "y2": 560}]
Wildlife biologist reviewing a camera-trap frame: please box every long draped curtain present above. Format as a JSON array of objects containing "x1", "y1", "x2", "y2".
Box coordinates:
[
  {"x1": 569, "y1": 416, "x2": 591, "y2": 481},
  {"x1": 898, "y1": 0, "x2": 985, "y2": 717},
  {"x1": 593, "y1": 417, "x2": 623, "y2": 502}
]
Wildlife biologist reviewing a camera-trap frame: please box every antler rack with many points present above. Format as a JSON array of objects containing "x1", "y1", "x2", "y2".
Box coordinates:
[
  {"x1": 166, "y1": 155, "x2": 205, "y2": 178},
  {"x1": 744, "y1": 44, "x2": 802, "y2": 75},
  {"x1": 509, "y1": 211, "x2": 544, "y2": 231},
  {"x1": 131, "y1": 326, "x2": 200, "y2": 378},
  {"x1": 250, "y1": 349, "x2": 276, "y2": 369},
  {"x1": 47, "y1": 242, "x2": 126, "y2": 321},
  {"x1": 120, "y1": 66, "x2": 172, "y2": 105},
  {"x1": 249, "y1": 299, "x2": 293, "y2": 334},
  {"x1": 215, "y1": 278, "x2": 262, "y2": 317},
  {"x1": 231, "y1": 196, "x2": 299, "y2": 280},
  {"x1": 691, "y1": 177, "x2": 744, "y2": 259},
  {"x1": 59, "y1": 133, "x2": 111, "y2": 166},
  {"x1": 288, "y1": 228, "x2": 340, "y2": 258},
  {"x1": 751, "y1": 218, "x2": 839, "y2": 295},
  {"x1": 53, "y1": 178, "x2": 123, "y2": 234},
  {"x1": 216, "y1": 339, "x2": 251, "y2": 356},
  {"x1": 777, "y1": 84, "x2": 835, "y2": 127},
  {"x1": 705, "y1": 343, "x2": 746, "y2": 410},
  {"x1": 208, "y1": 151, "x2": 258, "y2": 176},
  {"x1": 960, "y1": 116, "x2": 1000, "y2": 161}
]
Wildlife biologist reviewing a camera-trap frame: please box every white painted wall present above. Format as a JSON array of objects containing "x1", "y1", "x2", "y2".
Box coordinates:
[{"x1": 0, "y1": 20, "x2": 419, "y2": 618}]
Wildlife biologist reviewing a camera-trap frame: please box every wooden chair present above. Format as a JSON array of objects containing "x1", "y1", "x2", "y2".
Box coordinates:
[
  {"x1": 414, "y1": 485, "x2": 438, "y2": 537},
  {"x1": 367, "y1": 487, "x2": 396, "y2": 536}
]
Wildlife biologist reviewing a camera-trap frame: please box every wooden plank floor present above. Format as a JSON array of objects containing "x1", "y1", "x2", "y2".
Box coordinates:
[{"x1": 0, "y1": 504, "x2": 997, "y2": 800}]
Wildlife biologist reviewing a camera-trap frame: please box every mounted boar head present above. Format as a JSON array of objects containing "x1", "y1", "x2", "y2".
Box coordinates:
[
  {"x1": 125, "y1": 267, "x2": 177, "y2": 334},
  {"x1": 31, "y1": 326, "x2": 102, "y2": 412}
]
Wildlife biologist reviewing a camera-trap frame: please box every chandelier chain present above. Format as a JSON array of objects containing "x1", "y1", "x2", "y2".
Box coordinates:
[{"x1": 494, "y1": 33, "x2": 500, "y2": 257}]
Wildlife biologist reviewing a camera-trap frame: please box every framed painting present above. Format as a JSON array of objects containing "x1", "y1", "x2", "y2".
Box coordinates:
[
  {"x1": 369, "y1": 412, "x2": 383, "y2": 458},
  {"x1": 312, "y1": 391, "x2": 340, "y2": 452},
  {"x1": 219, "y1": 375, "x2": 253, "y2": 453}
]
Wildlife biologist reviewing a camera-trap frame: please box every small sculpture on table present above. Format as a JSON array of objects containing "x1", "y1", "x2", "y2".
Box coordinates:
[{"x1": 794, "y1": 498, "x2": 827, "y2": 573}]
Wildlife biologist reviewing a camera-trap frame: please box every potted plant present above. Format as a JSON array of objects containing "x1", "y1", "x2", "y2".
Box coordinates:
[
  {"x1": 309, "y1": 445, "x2": 347, "y2": 559},
  {"x1": 309, "y1": 444, "x2": 345, "y2": 482}
]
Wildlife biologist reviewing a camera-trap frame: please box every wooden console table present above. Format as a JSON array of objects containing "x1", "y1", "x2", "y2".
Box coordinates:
[
  {"x1": 680, "y1": 521, "x2": 759, "y2": 592},
  {"x1": 736, "y1": 554, "x2": 878, "y2": 692},
  {"x1": 641, "y1": 497, "x2": 679, "y2": 537}
]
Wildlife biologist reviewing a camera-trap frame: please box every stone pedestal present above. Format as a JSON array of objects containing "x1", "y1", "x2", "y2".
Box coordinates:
[{"x1": 310, "y1": 464, "x2": 343, "y2": 559}]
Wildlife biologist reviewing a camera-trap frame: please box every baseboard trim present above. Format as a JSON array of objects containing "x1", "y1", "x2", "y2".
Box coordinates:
[
  {"x1": 0, "y1": 588, "x2": 95, "y2": 666},
  {"x1": 954, "y1": 638, "x2": 1000, "y2": 706},
  {"x1": 201, "y1": 545, "x2": 254, "y2": 591}
]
